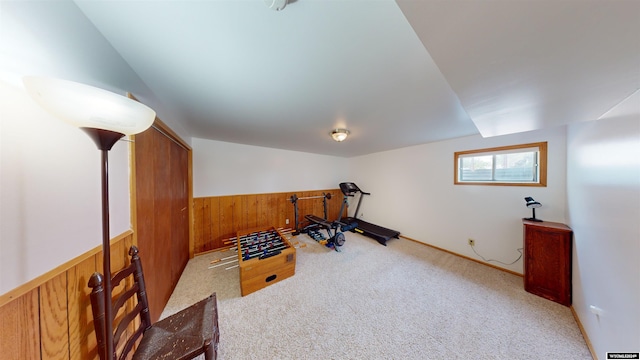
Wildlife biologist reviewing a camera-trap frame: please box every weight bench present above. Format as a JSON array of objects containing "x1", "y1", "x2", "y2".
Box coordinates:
[
  {"x1": 303, "y1": 214, "x2": 357, "y2": 251},
  {"x1": 88, "y1": 246, "x2": 219, "y2": 360}
]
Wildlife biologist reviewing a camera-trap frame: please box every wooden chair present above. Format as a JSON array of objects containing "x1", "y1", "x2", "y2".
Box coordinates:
[{"x1": 88, "y1": 246, "x2": 219, "y2": 360}]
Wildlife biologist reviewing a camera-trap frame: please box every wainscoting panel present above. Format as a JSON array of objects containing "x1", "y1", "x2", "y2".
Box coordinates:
[
  {"x1": 67, "y1": 255, "x2": 99, "y2": 360},
  {"x1": 0, "y1": 231, "x2": 134, "y2": 360},
  {"x1": 193, "y1": 189, "x2": 346, "y2": 253},
  {"x1": 40, "y1": 272, "x2": 70, "y2": 359},
  {"x1": 0, "y1": 288, "x2": 40, "y2": 359}
]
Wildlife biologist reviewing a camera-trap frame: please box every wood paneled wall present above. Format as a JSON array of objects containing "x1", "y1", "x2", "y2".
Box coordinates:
[
  {"x1": 193, "y1": 189, "x2": 347, "y2": 253},
  {"x1": 0, "y1": 231, "x2": 134, "y2": 360}
]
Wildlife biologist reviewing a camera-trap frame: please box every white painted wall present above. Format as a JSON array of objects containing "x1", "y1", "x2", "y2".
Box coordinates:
[
  {"x1": 0, "y1": 0, "x2": 189, "y2": 144},
  {"x1": 192, "y1": 138, "x2": 348, "y2": 197},
  {"x1": 0, "y1": 2, "x2": 152, "y2": 294},
  {"x1": 566, "y1": 113, "x2": 640, "y2": 355},
  {"x1": 0, "y1": 79, "x2": 132, "y2": 294},
  {"x1": 347, "y1": 127, "x2": 567, "y2": 274}
]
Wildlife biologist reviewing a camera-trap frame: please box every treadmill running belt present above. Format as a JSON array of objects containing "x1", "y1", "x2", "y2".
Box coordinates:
[{"x1": 345, "y1": 217, "x2": 400, "y2": 246}]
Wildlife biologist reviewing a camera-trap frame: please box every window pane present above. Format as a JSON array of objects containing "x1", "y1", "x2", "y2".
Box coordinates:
[
  {"x1": 494, "y1": 152, "x2": 536, "y2": 181},
  {"x1": 460, "y1": 155, "x2": 493, "y2": 181},
  {"x1": 454, "y1": 142, "x2": 546, "y2": 186}
]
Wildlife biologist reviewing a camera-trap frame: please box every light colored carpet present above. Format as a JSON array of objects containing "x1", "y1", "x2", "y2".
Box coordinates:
[{"x1": 162, "y1": 232, "x2": 591, "y2": 360}]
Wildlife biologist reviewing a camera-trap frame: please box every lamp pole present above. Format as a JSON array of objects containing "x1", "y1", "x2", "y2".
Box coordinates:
[{"x1": 83, "y1": 128, "x2": 125, "y2": 360}]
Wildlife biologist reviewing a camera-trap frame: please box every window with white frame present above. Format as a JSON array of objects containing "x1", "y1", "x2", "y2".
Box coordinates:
[{"x1": 454, "y1": 142, "x2": 547, "y2": 186}]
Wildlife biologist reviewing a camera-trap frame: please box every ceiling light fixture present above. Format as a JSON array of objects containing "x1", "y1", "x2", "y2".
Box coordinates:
[{"x1": 331, "y1": 128, "x2": 350, "y2": 142}]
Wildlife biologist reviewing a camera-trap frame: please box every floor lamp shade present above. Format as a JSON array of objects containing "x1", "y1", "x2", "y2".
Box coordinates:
[{"x1": 22, "y1": 76, "x2": 156, "y2": 135}]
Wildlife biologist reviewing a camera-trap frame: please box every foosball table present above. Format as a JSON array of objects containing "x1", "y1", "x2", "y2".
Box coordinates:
[{"x1": 235, "y1": 227, "x2": 296, "y2": 296}]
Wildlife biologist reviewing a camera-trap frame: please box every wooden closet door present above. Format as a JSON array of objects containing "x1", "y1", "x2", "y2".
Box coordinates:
[
  {"x1": 135, "y1": 126, "x2": 190, "y2": 322},
  {"x1": 170, "y1": 141, "x2": 189, "y2": 286}
]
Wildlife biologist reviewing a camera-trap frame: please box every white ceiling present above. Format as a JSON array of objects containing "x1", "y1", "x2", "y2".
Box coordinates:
[{"x1": 74, "y1": 0, "x2": 640, "y2": 157}]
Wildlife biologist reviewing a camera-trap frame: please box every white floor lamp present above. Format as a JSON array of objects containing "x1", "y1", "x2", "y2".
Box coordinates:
[{"x1": 23, "y1": 76, "x2": 155, "y2": 359}]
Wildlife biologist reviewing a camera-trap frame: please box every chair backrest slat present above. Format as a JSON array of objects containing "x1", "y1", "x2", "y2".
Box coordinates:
[
  {"x1": 112, "y1": 283, "x2": 139, "y2": 317},
  {"x1": 113, "y1": 301, "x2": 145, "y2": 350},
  {"x1": 88, "y1": 246, "x2": 152, "y2": 360},
  {"x1": 111, "y1": 264, "x2": 135, "y2": 289}
]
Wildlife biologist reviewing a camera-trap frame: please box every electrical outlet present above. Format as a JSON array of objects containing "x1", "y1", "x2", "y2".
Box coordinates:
[
  {"x1": 468, "y1": 239, "x2": 475, "y2": 246},
  {"x1": 285, "y1": 218, "x2": 289, "y2": 225}
]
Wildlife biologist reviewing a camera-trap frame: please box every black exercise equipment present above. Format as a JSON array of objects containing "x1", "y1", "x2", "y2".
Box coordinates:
[
  {"x1": 302, "y1": 215, "x2": 352, "y2": 251},
  {"x1": 290, "y1": 192, "x2": 332, "y2": 235},
  {"x1": 290, "y1": 191, "x2": 354, "y2": 252},
  {"x1": 289, "y1": 193, "x2": 331, "y2": 203},
  {"x1": 338, "y1": 182, "x2": 400, "y2": 246}
]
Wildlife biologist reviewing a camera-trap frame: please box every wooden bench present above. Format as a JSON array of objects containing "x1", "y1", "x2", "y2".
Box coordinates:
[{"x1": 88, "y1": 246, "x2": 219, "y2": 360}]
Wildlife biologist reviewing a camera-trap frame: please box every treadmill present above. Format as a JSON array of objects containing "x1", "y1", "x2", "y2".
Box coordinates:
[{"x1": 338, "y1": 182, "x2": 400, "y2": 246}]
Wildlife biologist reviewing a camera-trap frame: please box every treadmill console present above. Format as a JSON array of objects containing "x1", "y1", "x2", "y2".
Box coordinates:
[{"x1": 339, "y1": 182, "x2": 361, "y2": 196}]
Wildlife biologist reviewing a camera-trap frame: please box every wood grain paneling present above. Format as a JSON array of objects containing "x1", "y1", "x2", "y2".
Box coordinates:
[
  {"x1": 134, "y1": 125, "x2": 190, "y2": 322},
  {"x1": 194, "y1": 197, "x2": 205, "y2": 252},
  {"x1": 67, "y1": 257, "x2": 97, "y2": 360},
  {"x1": 0, "y1": 288, "x2": 40, "y2": 360},
  {"x1": 193, "y1": 189, "x2": 346, "y2": 253},
  {"x1": 153, "y1": 127, "x2": 173, "y2": 319},
  {"x1": 40, "y1": 272, "x2": 70, "y2": 359},
  {"x1": 171, "y1": 141, "x2": 189, "y2": 286},
  {"x1": 0, "y1": 232, "x2": 134, "y2": 360},
  {"x1": 247, "y1": 194, "x2": 258, "y2": 229},
  {"x1": 219, "y1": 196, "x2": 236, "y2": 243}
]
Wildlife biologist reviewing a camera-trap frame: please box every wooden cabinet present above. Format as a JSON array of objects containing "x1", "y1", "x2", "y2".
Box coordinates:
[{"x1": 523, "y1": 220, "x2": 573, "y2": 306}]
